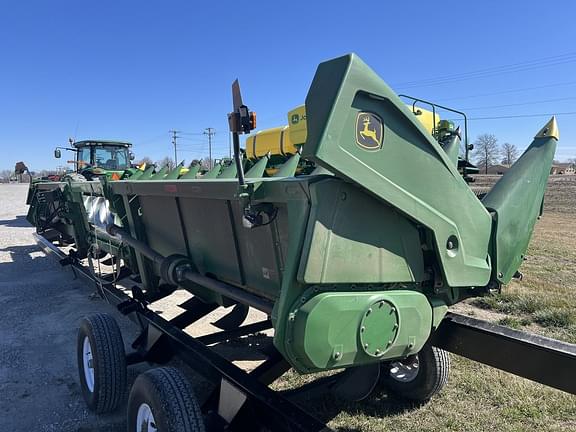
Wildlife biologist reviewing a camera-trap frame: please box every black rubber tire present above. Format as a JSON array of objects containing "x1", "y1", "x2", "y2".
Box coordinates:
[
  {"x1": 77, "y1": 313, "x2": 127, "y2": 413},
  {"x1": 380, "y1": 344, "x2": 450, "y2": 402},
  {"x1": 127, "y1": 367, "x2": 205, "y2": 432}
]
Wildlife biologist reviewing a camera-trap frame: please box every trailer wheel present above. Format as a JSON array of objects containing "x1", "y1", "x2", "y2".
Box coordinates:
[
  {"x1": 380, "y1": 344, "x2": 450, "y2": 402},
  {"x1": 127, "y1": 367, "x2": 205, "y2": 432},
  {"x1": 77, "y1": 313, "x2": 127, "y2": 413}
]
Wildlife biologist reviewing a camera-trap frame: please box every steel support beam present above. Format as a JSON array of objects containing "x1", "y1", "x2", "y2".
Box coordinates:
[{"x1": 431, "y1": 312, "x2": 576, "y2": 394}]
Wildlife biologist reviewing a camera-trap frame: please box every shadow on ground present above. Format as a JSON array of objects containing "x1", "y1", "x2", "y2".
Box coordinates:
[{"x1": 0, "y1": 215, "x2": 30, "y2": 228}]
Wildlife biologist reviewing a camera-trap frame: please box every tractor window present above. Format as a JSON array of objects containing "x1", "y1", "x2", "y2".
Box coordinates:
[
  {"x1": 78, "y1": 147, "x2": 91, "y2": 169},
  {"x1": 94, "y1": 146, "x2": 130, "y2": 170}
]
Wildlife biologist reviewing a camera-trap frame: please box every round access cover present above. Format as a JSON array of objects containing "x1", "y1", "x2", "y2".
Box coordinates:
[{"x1": 359, "y1": 300, "x2": 399, "y2": 357}]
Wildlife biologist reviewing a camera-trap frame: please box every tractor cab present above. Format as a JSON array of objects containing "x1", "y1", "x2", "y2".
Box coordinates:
[{"x1": 55, "y1": 139, "x2": 134, "y2": 180}]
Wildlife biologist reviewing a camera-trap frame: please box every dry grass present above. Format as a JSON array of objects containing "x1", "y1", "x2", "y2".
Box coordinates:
[
  {"x1": 277, "y1": 176, "x2": 576, "y2": 431},
  {"x1": 469, "y1": 197, "x2": 576, "y2": 343}
]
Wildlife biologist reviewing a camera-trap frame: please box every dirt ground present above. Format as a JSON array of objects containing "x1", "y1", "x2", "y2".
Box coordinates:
[{"x1": 1, "y1": 177, "x2": 575, "y2": 432}]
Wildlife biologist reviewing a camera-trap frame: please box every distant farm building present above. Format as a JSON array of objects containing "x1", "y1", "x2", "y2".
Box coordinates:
[{"x1": 550, "y1": 163, "x2": 575, "y2": 175}]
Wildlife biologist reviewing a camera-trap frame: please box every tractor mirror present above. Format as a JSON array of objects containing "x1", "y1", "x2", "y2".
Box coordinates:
[
  {"x1": 129, "y1": 152, "x2": 135, "y2": 161},
  {"x1": 54, "y1": 149, "x2": 61, "y2": 159},
  {"x1": 468, "y1": 144, "x2": 474, "y2": 151},
  {"x1": 14, "y1": 162, "x2": 28, "y2": 175}
]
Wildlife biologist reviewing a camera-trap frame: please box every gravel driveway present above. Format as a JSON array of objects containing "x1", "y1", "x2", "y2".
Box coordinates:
[{"x1": 0, "y1": 184, "x2": 137, "y2": 431}]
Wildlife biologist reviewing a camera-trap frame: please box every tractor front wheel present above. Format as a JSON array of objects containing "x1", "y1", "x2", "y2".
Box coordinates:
[{"x1": 380, "y1": 344, "x2": 450, "y2": 402}]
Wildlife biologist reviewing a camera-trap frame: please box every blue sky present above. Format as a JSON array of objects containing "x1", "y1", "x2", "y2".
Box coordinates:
[{"x1": 1, "y1": 1, "x2": 575, "y2": 171}]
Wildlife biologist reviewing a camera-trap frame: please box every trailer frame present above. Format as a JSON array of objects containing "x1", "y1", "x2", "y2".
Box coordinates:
[
  {"x1": 34, "y1": 230, "x2": 576, "y2": 431},
  {"x1": 36, "y1": 232, "x2": 330, "y2": 432}
]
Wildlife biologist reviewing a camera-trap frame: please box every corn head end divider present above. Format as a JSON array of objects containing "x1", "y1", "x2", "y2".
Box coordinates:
[{"x1": 25, "y1": 54, "x2": 574, "y2": 431}]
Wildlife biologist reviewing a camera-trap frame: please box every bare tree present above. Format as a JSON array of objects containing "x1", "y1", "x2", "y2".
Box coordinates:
[
  {"x1": 473, "y1": 133, "x2": 500, "y2": 174},
  {"x1": 501, "y1": 143, "x2": 519, "y2": 166},
  {"x1": 156, "y1": 156, "x2": 175, "y2": 170},
  {"x1": 0, "y1": 169, "x2": 13, "y2": 183},
  {"x1": 137, "y1": 156, "x2": 154, "y2": 167},
  {"x1": 201, "y1": 157, "x2": 216, "y2": 170}
]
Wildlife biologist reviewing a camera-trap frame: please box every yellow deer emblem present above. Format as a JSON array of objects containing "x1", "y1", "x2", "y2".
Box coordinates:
[
  {"x1": 360, "y1": 116, "x2": 380, "y2": 145},
  {"x1": 356, "y1": 112, "x2": 383, "y2": 150}
]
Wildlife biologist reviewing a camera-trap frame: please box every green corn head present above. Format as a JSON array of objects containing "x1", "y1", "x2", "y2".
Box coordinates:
[{"x1": 26, "y1": 54, "x2": 557, "y2": 374}]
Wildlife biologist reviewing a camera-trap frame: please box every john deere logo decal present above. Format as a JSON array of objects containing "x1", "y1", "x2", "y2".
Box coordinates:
[{"x1": 356, "y1": 112, "x2": 383, "y2": 150}]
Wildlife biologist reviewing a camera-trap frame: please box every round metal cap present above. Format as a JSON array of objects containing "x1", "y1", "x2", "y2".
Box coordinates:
[{"x1": 359, "y1": 300, "x2": 399, "y2": 357}]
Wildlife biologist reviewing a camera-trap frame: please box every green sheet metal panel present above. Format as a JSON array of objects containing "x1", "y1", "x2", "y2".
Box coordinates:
[
  {"x1": 178, "y1": 197, "x2": 244, "y2": 285},
  {"x1": 228, "y1": 202, "x2": 289, "y2": 300},
  {"x1": 164, "y1": 164, "x2": 183, "y2": 180},
  {"x1": 286, "y1": 290, "x2": 432, "y2": 372},
  {"x1": 108, "y1": 177, "x2": 314, "y2": 300},
  {"x1": 218, "y1": 163, "x2": 238, "y2": 179},
  {"x1": 274, "y1": 153, "x2": 301, "y2": 177},
  {"x1": 129, "y1": 169, "x2": 145, "y2": 180},
  {"x1": 298, "y1": 179, "x2": 424, "y2": 284},
  {"x1": 482, "y1": 120, "x2": 558, "y2": 284},
  {"x1": 150, "y1": 166, "x2": 169, "y2": 180},
  {"x1": 180, "y1": 164, "x2": 200, "y2": 179},
  {"x1": 138, "y1": 196, "x2": 188, "y2": 268},
  {"x1": 138, "y1": 166, "x2": 155, "y2": 180},
  {"x1": 203, "y1": 164, "x2": 222, "y2": 179},
  {"x1": 245, "y1": 155, "x2": 269, "y2": 178},
  {"x1": 303, "y1": 53, "x2": 492, "y2": 288}
]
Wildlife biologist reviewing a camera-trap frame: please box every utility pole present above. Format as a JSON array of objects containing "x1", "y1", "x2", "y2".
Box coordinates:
[
  {"x1": 204, "y1": 127, "x2": 216, "y2": 169},
  {"x1": 169, "y1": 130, "x2": 180, "y2": 166}
]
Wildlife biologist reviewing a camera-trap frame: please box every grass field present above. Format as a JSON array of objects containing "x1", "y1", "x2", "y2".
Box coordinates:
[{"x1": 278, "y1": 175, "x2": 576, "y2": 432}]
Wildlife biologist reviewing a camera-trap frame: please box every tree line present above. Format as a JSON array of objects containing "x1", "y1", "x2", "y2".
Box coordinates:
[{"x1": 472, "y1": 134, "x2": 519, "y2": 174}]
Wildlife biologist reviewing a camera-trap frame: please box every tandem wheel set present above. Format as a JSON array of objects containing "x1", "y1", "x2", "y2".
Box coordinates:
[
  {"x1": 37, "y1": 231, "x2": 575, "y2": 432},
  {"x1": 59, "y1": 239, "x2": 449, "y2": 432}
]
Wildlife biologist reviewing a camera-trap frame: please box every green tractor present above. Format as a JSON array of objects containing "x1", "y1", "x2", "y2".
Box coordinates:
[
  {"x1": 25, "y1": 138, "x2": 140, "y2": 258},
  {"x1": 54, "y1": 138, "x2": 138, "y2": 181}
]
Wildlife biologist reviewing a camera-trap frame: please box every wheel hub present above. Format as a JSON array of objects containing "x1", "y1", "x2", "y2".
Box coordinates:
[
  {"x1": 389, "y1": 355, "x2": 420, "y2": 383},
  {"x1": 82, "y1": 336, "x2": 95, "y2": 392},
  {"x1": 136, "y1": 403, "x2": 158, "y2": 432}
]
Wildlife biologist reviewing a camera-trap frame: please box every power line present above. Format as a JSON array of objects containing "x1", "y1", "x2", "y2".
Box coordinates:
[
  {"x1": 398, "y1": 58, "x2": 576, "y2": 89},
  {"x1": 462, "y1": 96, "x2": 576, "y2": 111},
  {"x1": 394, "y1": 52, "x2": 576, "y2": 87},
  {"x1": 435, "y1": 80, "x2": 576, "y2": 102},
  {"x1": 177, "y1": 141, "x2": 209, "y2": 149},
  {"x1": 466, "y1": 111, "x2": 576, "y2": 121},
  {"x1": 178, "y1": 136, "x2": 206, "y2": 142},
  {"x1": 394, "y1": 52, "x2": 576, "y2": 89}
]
